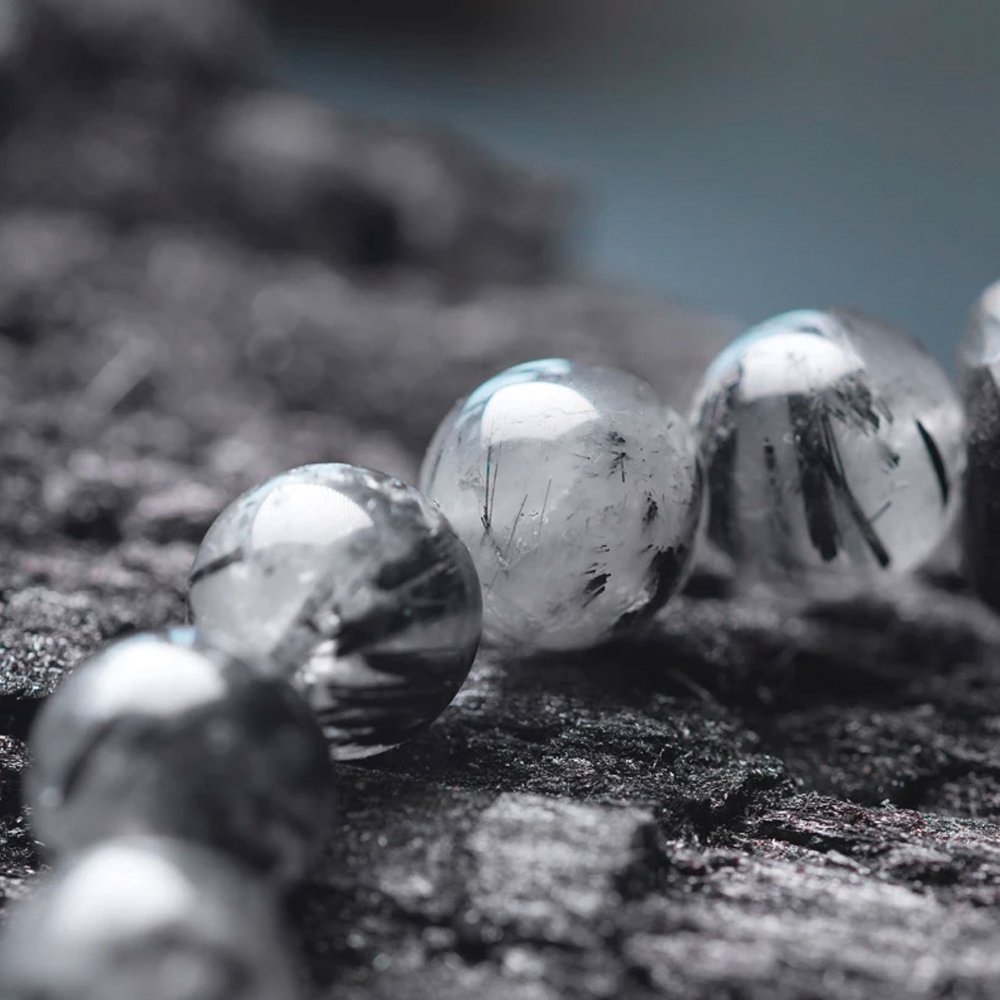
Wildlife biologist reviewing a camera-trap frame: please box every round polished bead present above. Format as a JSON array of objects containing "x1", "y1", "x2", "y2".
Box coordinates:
[
  {"x1": 419, "y1": 358, "x2": 703, "y2": 652},
  {"x1": 26, "y1": 628, "x2": 334, "y2": 884},
  {"x1": 691, "y1": 309, "x2": 964, "y2": 586},
  {"x1": 961, "y1": 278, "x2": 1000, "y2": 374},
  {"x1": 960, "y1": 280, "x2": 1000, "y2": 608},
  {"x1": 189, "y1": 464, "x2": 482, "y2": 760},
  {"x1": 0, "y1": 838, "x2": 302, "y2": 1000}
]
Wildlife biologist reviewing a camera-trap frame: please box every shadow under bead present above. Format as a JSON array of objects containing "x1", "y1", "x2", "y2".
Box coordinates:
[
  {"x1": 189, "y1": 464, "x2": 483, "y2": 760},
  {"x1": 0, "y1": 837, "x2": 303, "y2": 1000},
  {"x1": 691, "y1": 309, "x2": 964, "y2": 588},
  {"x1": 25, "y1": 628, "x2": 335, "y2": 886}
]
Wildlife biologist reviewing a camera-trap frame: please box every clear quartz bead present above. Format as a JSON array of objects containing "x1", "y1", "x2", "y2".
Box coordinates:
[
  {"x1": 419, "y1": 359, "x2": 703, "y2": 653},
  {"x1": 960, "y1": 280, "x2": 1000, "y2": 608},
  {"x1": 691, "y1": 309, "x2": 964, "y2": 587},
  {"x1": 960, "y1": 279, "x2": 1000, "y2": 375},
  {"x1": 0, "y1": 838, "x2": 303, "y2": 1000},
  {"x1": 25, "y1": 628, "x2": 334, "y2": 885},
  {"x1": 189, "y1": 464, "x2": 482, "y2": 760}
]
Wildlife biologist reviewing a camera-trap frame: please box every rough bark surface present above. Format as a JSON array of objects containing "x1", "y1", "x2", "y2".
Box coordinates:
[{"x1": 1, "y1": 3, "x2": 999, "y2": 998}]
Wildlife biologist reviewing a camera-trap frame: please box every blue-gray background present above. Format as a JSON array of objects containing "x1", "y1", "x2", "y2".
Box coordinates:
[{"x1": 275, "y1": 0, "x2": 1000, "y2": 364}]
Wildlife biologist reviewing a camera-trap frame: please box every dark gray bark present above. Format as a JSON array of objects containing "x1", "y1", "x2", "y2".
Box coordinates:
[{"x1": 1, "y1": 2, "x2": 998, "y2": 998}]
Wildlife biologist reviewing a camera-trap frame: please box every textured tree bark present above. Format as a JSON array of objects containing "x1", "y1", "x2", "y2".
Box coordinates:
[{"x1": 1, "y1": 3, "x2": 998, "y2": 999}]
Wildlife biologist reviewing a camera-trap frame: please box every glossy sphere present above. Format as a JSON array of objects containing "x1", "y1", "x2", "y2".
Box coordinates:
[
  {"x1": 691, "y1": 309, "x2": 964, "y2": 586},
  {"x1": 189, "y1": 464, "x2": 482, "y2": 760},
  {"x1": 961, "y1": 280, "x2": 1000, "y2": 609},
  {"x1": 26, "y1": 629, "x2": 334, "y2": 884},
  {"x1": 419, "y1": 359, "x2": 703, "y2": 652},
  {"x1": 0, "y1": 838, "x2": 302, "y2": 1000},
  {"x1": 961, "y1": 279, "x2": 1000, "y2": 374}
]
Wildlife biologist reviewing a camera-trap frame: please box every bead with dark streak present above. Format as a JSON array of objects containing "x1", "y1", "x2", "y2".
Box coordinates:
[
  {"x1": 25, "y1": 628, "x2": 334, "y2": 885},
  {"x1": 0, "y1": 837, "x2": 303, "y2": 1000},
  {"x1": 419, "y1": 359, "x2": 703, "y2": 653},
  {"x1": 189, "y1": 464, "x2": 482, "y2": 760},
  {"x1": 691, "y1": 309, "x2": 964, "y2": 588},
  {"x1": 961, "y1": 280, "x2": 1000, "y2": 609}
]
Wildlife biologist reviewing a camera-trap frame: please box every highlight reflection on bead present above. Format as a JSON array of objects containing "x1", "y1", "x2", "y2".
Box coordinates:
[
  {"x1": 691, "y1": 309, "x2": 964, "y2": 587},
  {"x1": 420, "y1": 359, "x2": 704, "y2": 653}
]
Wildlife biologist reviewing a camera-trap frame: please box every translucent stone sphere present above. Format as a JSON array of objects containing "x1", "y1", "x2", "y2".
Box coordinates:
[
  {"x1": 0, "y1": 838, "x2": 302, "y2": 1000},
  {"x1": 960, "y1": 280, "x2": 1000, "y2": 609},
  {"x1": 419, "y1": 359, "x2": 703, "y2": 652},
  {"x1": 691, "y1": 309, "x2": 964, "y2": 586},
  {"x1": 26, "y1": 628, "x2": 334, "y2": 885},
  {"x1": 189, "y1": 464, "x2": 482, "y2": 760},
  {"x1": 960, "y1": 278, "x2": 1000, "y2": 376}
]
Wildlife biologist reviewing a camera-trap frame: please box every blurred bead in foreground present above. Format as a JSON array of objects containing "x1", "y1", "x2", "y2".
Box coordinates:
[
  {"x1": 26, "y1": 628, "x2": 334, "y2": 885},
  {"x1": 0, "y1": 837, "x2": 302, "y2": 1000},
  {"x1": 691, "y1": 309, "x2": 964, "y2": 587},
  {"x1": 961, "y1": 280, "x2": 1000, "y2": 608},
  {"x1": 419, "y1": 359, "x2": 703, "y2": 652},
  {"x1": 189, "y1": 464, "x2": 482, "y2": 760}
]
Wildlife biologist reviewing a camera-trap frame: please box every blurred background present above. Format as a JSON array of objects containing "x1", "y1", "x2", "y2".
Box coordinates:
[{"x1": 271, "y1": 0, "x2": 1000, "y2": 364}]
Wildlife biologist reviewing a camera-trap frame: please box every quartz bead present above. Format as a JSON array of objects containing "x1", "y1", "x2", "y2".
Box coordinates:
[
  {"x1": 0, "y1": 838, "x2": 302, "y2": 1000},
  {"x1": 189, "y1": 464, "x2": 482, "y2": 760},
  {"x1": 961, "y1": 280, "x2": 1000, "y2": 609},
  {"x1": 25, "y1": 628, "x2": 334, "y2": 885},
  {"x1": 419, "y1": 359, "x2": 703, "y2": 652},
  {"x1": 691, "y1": 309, "x2": 964, "y2": 587}
]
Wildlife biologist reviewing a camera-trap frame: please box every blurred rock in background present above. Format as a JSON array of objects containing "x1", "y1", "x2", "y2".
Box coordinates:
[{"x1": 269, "y1": 0, "x2": 1000, "y2": 361}]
